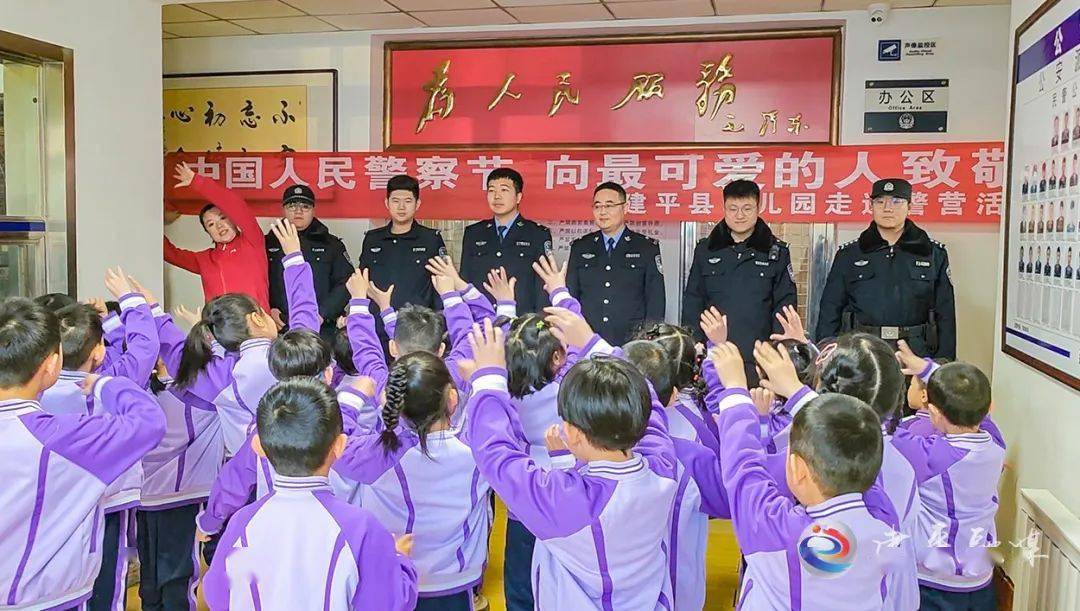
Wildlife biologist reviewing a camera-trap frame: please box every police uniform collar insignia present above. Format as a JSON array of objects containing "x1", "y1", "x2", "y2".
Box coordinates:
[
  {"x1": 707, "y1": 218, "x2": 774, "y2": 253},
  {"x1": 857, "y1": 219, "x2": 932, "y2": 256}
]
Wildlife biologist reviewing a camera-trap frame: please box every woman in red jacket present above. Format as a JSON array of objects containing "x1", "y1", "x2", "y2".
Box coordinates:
[{"x1": 164, "y1": 162, "x2": 271, "y2": 310}]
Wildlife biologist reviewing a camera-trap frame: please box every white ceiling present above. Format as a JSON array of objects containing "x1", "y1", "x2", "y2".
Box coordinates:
[{"x1": 162, "y1": 0, "x2": 1010, "y2": 38}]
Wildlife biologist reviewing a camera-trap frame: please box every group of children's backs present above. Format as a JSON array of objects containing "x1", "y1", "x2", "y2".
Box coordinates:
[{"x1": 0, "y1": 228, "x2": 1003, "y2": 611}]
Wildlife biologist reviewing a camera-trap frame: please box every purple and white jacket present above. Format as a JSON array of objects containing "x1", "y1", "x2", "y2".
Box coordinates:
[
  {"x1": 215, "y1": 251, "x2": 320, "y2": 456},
  {"x1": 1, "y1": 377, "x2": 166, "y2": 610},
  {"x1": 898, "y1": 411, "x2": 936, "y2": 437},
  {"x1": 202, "y1": 474, "x2": 418, "y2": 611},
  {"x1": 38, "y1": 292, "x2": 159, "y2": 513},
  {"x1": 467, "y1": 351, "x2": 680, "y2": 611},
  {"x1": 712, "y1": 388, "x2": 906, "y2": 611},
  {"x1": 890, "y1": 360, "x2": 1006, "y2": 593},
  {"x1": 334, "y1": 397, "x2": 493, "y2": 597}
]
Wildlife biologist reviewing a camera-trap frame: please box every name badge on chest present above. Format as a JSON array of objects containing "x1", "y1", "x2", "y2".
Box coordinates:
[
  {"x1": 755, "y1": 260, "x2": 769, "y2": 267},
  {"x1": 625, "y1": 252, "x2": 641, "y2": 258},
  {"x1": 915, "y1": 260, "x2": 931, "y2": 267},
  {"x1": 412, "y1": 247, "x2": 427, "y2": 253}
]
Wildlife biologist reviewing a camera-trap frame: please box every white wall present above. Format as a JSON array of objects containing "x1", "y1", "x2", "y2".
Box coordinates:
[
  {"x1": 1, "y1": 0, "x2": 163, "y2": 298},
  {"x1": 993, "y1": 0, "x2": 1080, "y2": 580},
  {"x1": 163, "y1": 6, "x2": 1009, "y2": 373}
]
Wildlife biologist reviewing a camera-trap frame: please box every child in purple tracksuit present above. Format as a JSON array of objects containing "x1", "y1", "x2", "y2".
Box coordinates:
[
  {"x1": 467, "y1": 313, "x2": 680, "y2": 610},
  {"x1": 898, "y1": 357, "x2": 952, "y2": 438},
  {"x1": 0, "y1": 298, "x2": 166, "y2": 610},
  {"x1": 202, "y1": 377, "x2": 418, "y2": 610},
  {"x1": 708, "y1": 341, "x2": 906, "y2": 610},
  {"x1": 623, "y1": 339, "x2": 731, "y2": 610},
  {"x1": 333, "y1": 352, "x2": 492, "y2": 610},
  {"x1": 892, "y1": 348, "x2": 1005, "y2": 610},
  {"x1": 175, "y1": 219, "x2": 321, "y2": 458},
  {"x1": 753, "y1": 334, "x2": 922, "y2": 610},
  {"x1": 40, "y1": 271, "x2": 160, "y2": 611}
]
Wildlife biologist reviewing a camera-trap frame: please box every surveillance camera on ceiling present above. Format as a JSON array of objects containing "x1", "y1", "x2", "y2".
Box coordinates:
[{"x1": 869, "y1": 2, "x2": 890, "y2": 26}]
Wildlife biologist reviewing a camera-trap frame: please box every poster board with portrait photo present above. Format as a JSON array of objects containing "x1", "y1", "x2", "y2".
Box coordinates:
[{"x1": 1003, "y1": 0, "x2": 1080, "y2": 390}]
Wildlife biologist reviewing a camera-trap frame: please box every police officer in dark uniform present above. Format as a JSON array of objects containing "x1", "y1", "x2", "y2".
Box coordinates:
[
  {"x1": 567, "y1": 181, "x2": 665, "y2": 345},
  {"x1": 816, "y1": 178, "x2": 956, "y2": 359},
  {"x1": 358, "y1": 174, "x2": 446, "y2": 333},
  {"x1": 682, "y1": 179, "x2": 797, "y2": 372},
  {"x1": 266, "y1": 184, "x2": 354, "y2": 342},
  {"x1": 460, "y1": 168, "x2": 552, "y2": 313}
]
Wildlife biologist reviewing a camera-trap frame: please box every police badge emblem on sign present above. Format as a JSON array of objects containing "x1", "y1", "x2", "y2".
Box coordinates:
[{"x1": 655, "y1": 255, "x2": 664, "y2": 274}]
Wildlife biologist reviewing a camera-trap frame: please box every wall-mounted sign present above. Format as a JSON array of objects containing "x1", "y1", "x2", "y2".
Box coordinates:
[
  {"x1": 864, "y1": 79, "x2": 949, "y2": 133},
  {"x1": 384, "y1": 29, "x2": 841, "y2": 149}
]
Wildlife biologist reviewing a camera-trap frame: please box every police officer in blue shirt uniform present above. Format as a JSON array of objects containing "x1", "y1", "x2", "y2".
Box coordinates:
[
  {"x1": 682, "y1": 180, "x2": 797, "y2": 372},
  {"x1": 358, "y1": 174, "x2": 446, "y2": 323},
  {"x1": 460, "y1": 168, "x2": 552, "y2": 314},
  {"x1": 816, "y1": 178, "x2": 956, "y2": 359},
  {"x1": 566, "y1": 181, "x2": 665, "y2": 345}
]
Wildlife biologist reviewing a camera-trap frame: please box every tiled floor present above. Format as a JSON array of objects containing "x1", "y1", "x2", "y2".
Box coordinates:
[{"x1": 127, "y1": 501, "x2": 742, "y2": 610}]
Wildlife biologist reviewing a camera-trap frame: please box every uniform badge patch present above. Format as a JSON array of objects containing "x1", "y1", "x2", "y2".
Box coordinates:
[
  {"x1": 788, "y1": 263, "x2": 796, "y2": 282},
  {"x1": 582, "y1": 253, "x2": 596, "y2": 259},
  {"x1": 655, "y1": 255, "x2": 664, "y2": 274},
  {"x1": 915, "y1": 260, "x2": 931, "y2": 267},
  {"x1": 946, "y1": 265, "x2": 952, "y2": 281},
  {"x1": 543, "y1": 240, "x2": 553, "y2": 255},
  {"x1": 755, "y1": 260, "x2": 769, "y2": 267},
  {"x1": 854, "y1": 260, "x2": 869, "y2": 267},
  {"x1": 475, "y1": 241, "x2": 487, "y2": 247},
  {"x1": 708, "y1": 257, "x2": 721, "y2": 264},
  {"x1": 516, "y1": 241, "x2": 531, "y2": 247},
  {"x1": 438, "y1": 247, "x2": 448, "y2": 257},
  {"x1": 797, "y1": 520, "x2": 857, "y2": 578},
  {"x1": 626, "y1": 252, "x2": 641, "y2": 258},
  {"x1": 370, "y1": 247, "x2": 382, "y2": 253},
  {"x1": 413, "y1": 247, "x2": 428, "y2": 253}
]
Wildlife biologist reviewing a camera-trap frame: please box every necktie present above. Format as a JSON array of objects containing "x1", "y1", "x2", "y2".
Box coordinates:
[
  {"x1": 498, "y1": 226, "x2": 507, "y2": 242},
  {"x1": 607, "y1": 237, "x2": 615, "y2": 255}
]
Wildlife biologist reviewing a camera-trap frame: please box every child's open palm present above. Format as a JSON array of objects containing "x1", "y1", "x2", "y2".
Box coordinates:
[
  {"x1": 104, "y1": 267, "x2": 134, "y2": 299},
  {"x1": 709, "y1": 342, "x2": 747, "y2": 390},
  {"x1": 769, "y1": 304, "x2": 807, "y2": 343},
  {"x1": 483, "y1": 267, "x2": 517, "y2": 302},
  {"x1": 543, "y1": 306, "x2": 594, "y2": 349},
  {"x1": 532, "y1": 253, "x2": 567, "y2": 293},
  {"x1": 753, "y1": 340, "x2": 802, "y2": 399},
  {"x1": 468, "y1": 319, "x2": 506, "y2": 371},
  {"x1": 367, "y1": 281, "x2": 394, "y2": 311},
  {"x1": 270, "y1": 218, "x2": 301, "y2": 255},
  {"x1": 700, "y1": 307, "x2": 728, "y2": 345},
  {"x1": 895, "y1": 340, "x2": 927, "y2": 376},
  {"x1": 346, "y1": 269, "x2": 371, "y2": 299}
]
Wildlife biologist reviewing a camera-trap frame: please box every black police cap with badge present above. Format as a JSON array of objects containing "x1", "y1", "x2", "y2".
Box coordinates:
[
  {"x1": 870, "y1": 178, "x2": 912, "y2": 202},
  {"x1": 283, "y1": 184, "x2": 316, "y2": 206}
]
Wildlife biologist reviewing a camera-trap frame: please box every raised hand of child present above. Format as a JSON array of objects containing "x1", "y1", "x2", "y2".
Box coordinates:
[
  {"x1": 430, "y1": 270, "x2": 456, "y2": 295},
  {"x1": 751, "y1": 387, "x2": 776, "y2": 416},
  {"x1": 367, "y1": 281, "x2": 394, "y2": 312},
  {"x1": 126, "y1": 275, "x2": 157, "y2": 305},
  {"x1": 104, "y1": 267, "x2": 134, "y2": 299},
  {"x1": 753, "y1": 340, "x2": 802, "y2": 399},
  {"x1": 544, "y1": 424, "x2": 569, "y2": 453},
  {"x1": 483, "y1": 267, "x2": 517, "y2": 302},
  {"x1": 80, "y1": 374, "x2": 101, "y2": 396},
  {"x1": 195, "y1": 529, "x2": 212, "y2": 544},
  {"x1": 895, "y1": 340, "x2": 927, "y2": 376},
  {"x1": 700, "y1": 306, "x2": 728, "y2": 345},
  {"x1": 468, "y1": 318, "x2": 506, "y2": 371},
  {"x1": 425, "y1": 255, "x2": 466, "y2": 291},
  {"x1": 270, "y1": 218, "x2": 301, "y2": 255},
  {"x1": 269, "y1": 308, "x2": 286, "y2": 330},
  {"x1": 350, "y1": 375, "x2": 377, "y2": 398},
  {"x1": 769, "y1": 304, "x2": 808, "y2": 343},
  {"x1": 86, "y1": 298, "x2": 108, "y2": 318},
  {"x1": 173, "y1": 304, "x2": 202, "y2": 328},
  {"x1": 709, "y1": 342, "x2": 747, "y2": 390},
  {"x1": 394, "y1": 533, "x2": 414, "y2": 557},
  {"x1": 346, "y1": 268, "x2": 371, "y2": 299},
  {"x1": 455, "y1": 358, "x2": 477, "y2": 382},
  {"x1": 543, "y1": 306, "x2": 594, "y2": 349},
  {"x1": 532, "y1": 253, "x2": 568, "y2": 293},
  {"x1": 173, "y1": 162, "x2": 195, "y2": 189}
]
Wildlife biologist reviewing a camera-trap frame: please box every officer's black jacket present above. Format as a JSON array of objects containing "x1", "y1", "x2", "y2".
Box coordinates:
[
  {"x1": 358, "y1": 222, "x2": 446, "y2": 312},
  {"x1": 566, "y1": 227, "x2": 665, "y2": 345},
  {"x1": 460, "y1": 216, "x2": 552, "y2": 314},
  {"x1": 815, "y1": 220, "x2": 956, "y2": 358},
  {"x1": 266, "y1": 218, "x2": 353, "y2": 335},
  {"x1": 682, "y1": 219, "x2": 797, "y2": 359}
]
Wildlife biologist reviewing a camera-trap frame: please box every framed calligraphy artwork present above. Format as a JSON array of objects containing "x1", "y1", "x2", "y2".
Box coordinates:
[{"x1": 383, "y1": 29, "x2": 841, "y2": 150}]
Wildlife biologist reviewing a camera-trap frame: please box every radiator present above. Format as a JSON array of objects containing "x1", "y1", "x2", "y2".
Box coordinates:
[{"x1": 1013, "y1": 489, "x2": 1080, "y2": 610}]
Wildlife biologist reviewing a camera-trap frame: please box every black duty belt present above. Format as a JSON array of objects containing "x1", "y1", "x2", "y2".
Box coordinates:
[{"x1": 856, "y1": 324, "x2": 928, "y2": 341}]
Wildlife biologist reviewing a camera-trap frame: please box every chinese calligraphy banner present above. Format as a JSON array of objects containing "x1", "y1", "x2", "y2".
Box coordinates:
[
  {"x1": 163, "y1": 85, "x2": 308, "y2": 153},
  {"x1": 165, "y1": 143, "x2": 1004, "y2": 224},
  {"x1": 384, "y1": 30, "x2": 839, "y2": 148}
]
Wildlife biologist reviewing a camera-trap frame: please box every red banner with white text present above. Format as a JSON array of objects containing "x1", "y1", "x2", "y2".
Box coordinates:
[{"x1": 164, "y1": 143, "x2": 1005, "y2": 223}]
